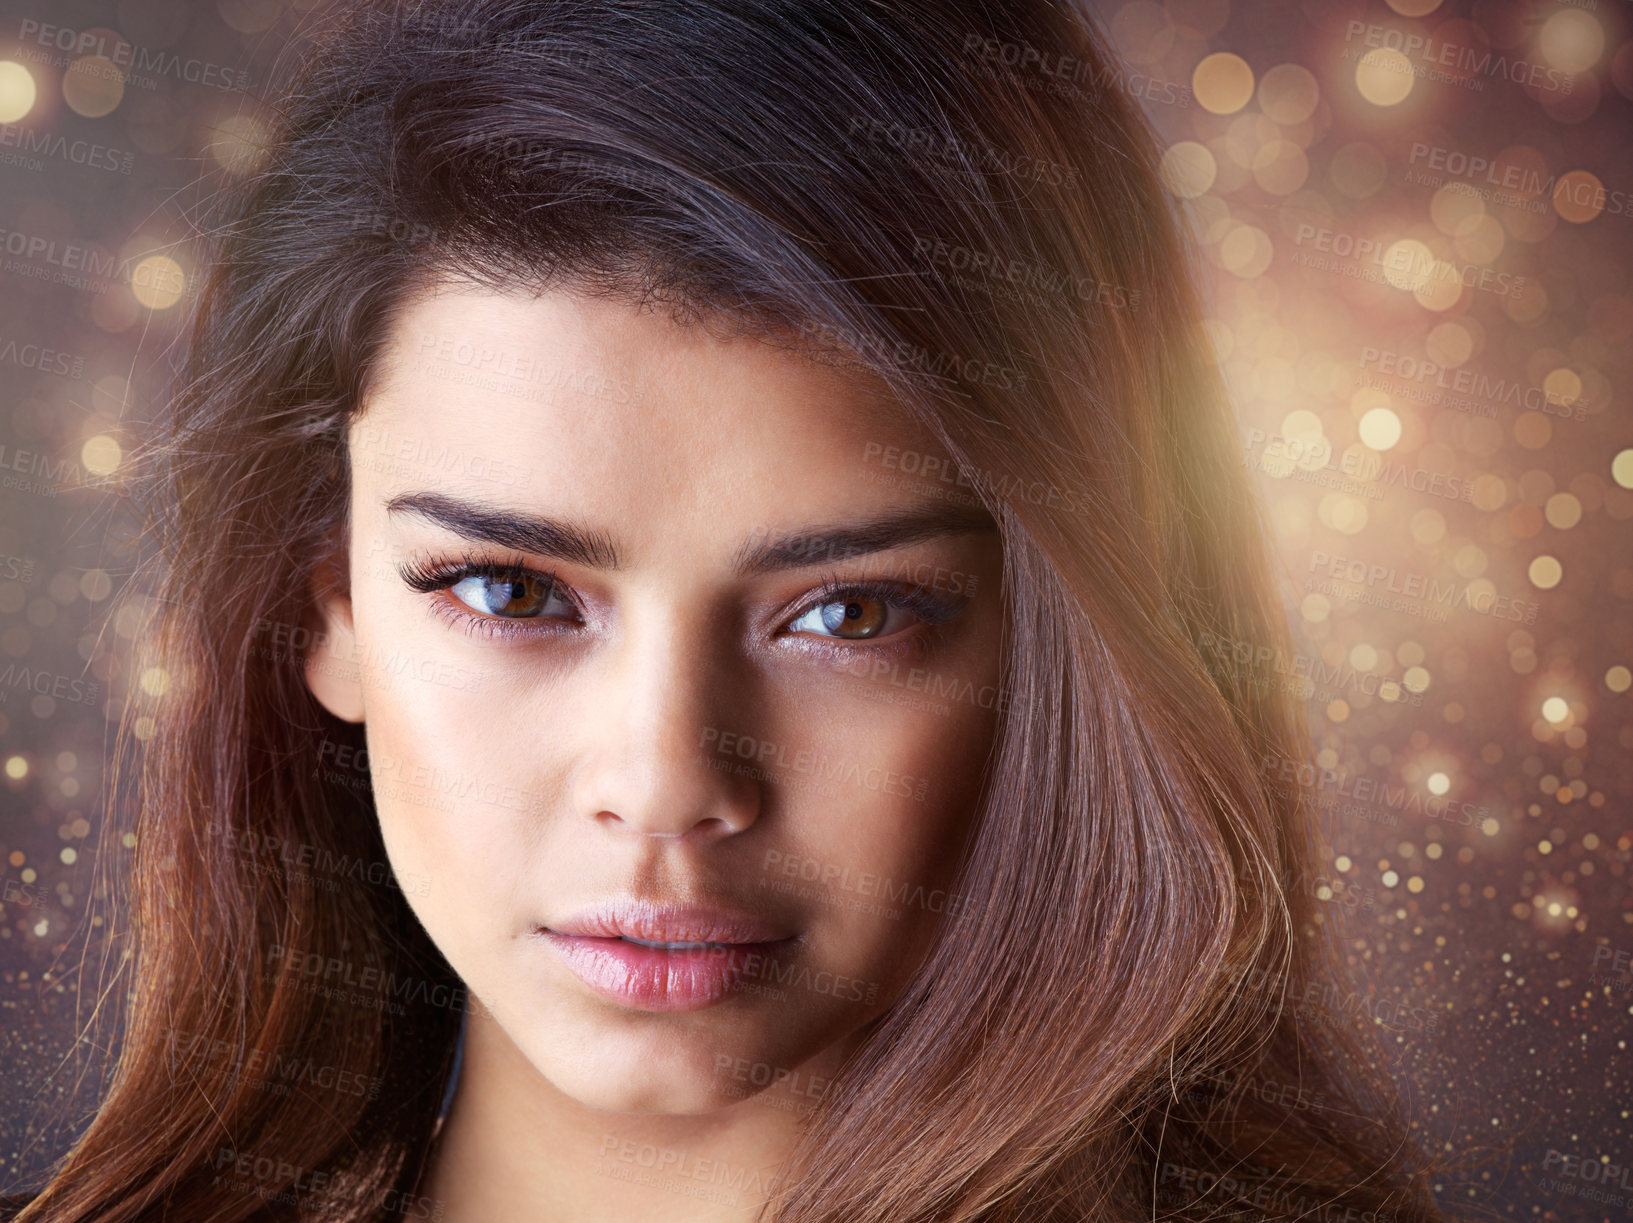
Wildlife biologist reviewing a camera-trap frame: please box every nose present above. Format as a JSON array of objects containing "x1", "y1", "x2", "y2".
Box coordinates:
[{"x1": 569, "y1": 601, "x2": 761, "y2": 841}]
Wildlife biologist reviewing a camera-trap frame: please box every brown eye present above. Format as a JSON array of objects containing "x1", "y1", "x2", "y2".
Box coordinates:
[
  {"x1": 449, "y1": 572, "x2": 572, "y2": 619},
  {"x1": 799, "y1": 596, "x2": 889, "y2": 639}
]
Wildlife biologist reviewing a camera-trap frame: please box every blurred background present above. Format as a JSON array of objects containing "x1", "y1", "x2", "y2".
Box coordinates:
[{"x1": 0, "y1": 0, "x2": 1628, "y2": 1217}]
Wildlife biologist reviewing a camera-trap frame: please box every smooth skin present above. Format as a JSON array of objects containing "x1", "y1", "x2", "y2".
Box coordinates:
[{"x1": 305, "y1": 281, "x2": 1005, "y2": 1221}]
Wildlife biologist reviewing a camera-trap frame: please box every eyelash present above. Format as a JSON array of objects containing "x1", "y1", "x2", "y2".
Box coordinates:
[{"x1": 395, "y1": 552, "x2": 966, "y2": 661}]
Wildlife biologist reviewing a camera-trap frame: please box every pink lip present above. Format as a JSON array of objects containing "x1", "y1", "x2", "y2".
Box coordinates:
[{"x1": 539, "y1": 900, "x2": 800, "y2": 1013}]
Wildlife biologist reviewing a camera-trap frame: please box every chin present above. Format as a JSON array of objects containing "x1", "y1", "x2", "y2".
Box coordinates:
[{"x1": 543, "y1": 1054, "x2": 751, "y2": 1116}]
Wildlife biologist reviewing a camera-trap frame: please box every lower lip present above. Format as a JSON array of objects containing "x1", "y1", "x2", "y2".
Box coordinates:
[{"x1": 540, "y1": 932, "x2": 797, "y2": 1012}]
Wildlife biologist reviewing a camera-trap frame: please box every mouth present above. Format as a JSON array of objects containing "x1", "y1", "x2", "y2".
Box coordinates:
[
  {"x1": 537, "y1": 900, "x2": 800, "y2": 1013},
  {"x1": 616, "y1": 936, "x2": 735, "y2": 951}
]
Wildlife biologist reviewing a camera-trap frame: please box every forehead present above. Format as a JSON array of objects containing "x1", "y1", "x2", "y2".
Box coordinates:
[{"x1": 353, "y1": 282, "x2": 948, "y2": 532}]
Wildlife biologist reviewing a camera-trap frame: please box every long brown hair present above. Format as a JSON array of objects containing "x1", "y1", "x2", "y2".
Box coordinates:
[{"x1": 20, "y1": 1, "x2": 1445, "y2": 1220}]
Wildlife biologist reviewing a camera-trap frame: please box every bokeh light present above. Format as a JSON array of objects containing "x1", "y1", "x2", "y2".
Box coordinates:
[
  {"x1": 1193, "y1": 52, "x2": 1255, "y2": 115},
  {"x1": 1356, "y1": 49, "x2": 1414, "y2": 107},
  {"x1": 0, "y1": 60, "x2": 36, "y2": 123},
  {"x1": 62, "y1": 56, "x2": 125, "y2": 118}
]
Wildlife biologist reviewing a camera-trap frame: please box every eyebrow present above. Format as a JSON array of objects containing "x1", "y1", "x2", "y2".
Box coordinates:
[
  {"x1": 732, "y1": 504, "x2": 995, "y2": 576},
  {"x1": 384, "y1": 492, "x2": 995, "y2": 576}
]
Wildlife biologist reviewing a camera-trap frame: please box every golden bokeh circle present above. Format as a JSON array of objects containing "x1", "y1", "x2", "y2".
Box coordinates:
[
  {"x1": 1527, "y1": 555, "x2": 1563, "y2": 589},
  {"x1": 206, "y1": 114, "x2": 272, "y2": 177},
  {"x1": 1513, "y1": 412, "x2": 1552, "y2": 450},
  {"x1": 1553, "y1": 170, "x2": 1605, "y2": 224},
  {"x1": 0, "y1": 60, "x2": 37, "y2": 124},
  {"x1": 80, "y1": 435, "x2": 122, "y2": 476},
  {"x1": 130, "y1": 256, "x2": 187, "y2": 310},
  {"x1": 1358, "y1": 407, "x2": 1402, "y2": 450},
  {"x1": 1193, "y1": 52, "x2": 1256, "y2": 115},
  {"x1": 1258, "y1": 62, "x2": 1320, "y2": 124},
  {"x1": 1160, "y1": 141, "x2": 1217, "y2": 199},
  {"x1": 1356, "y1": 48, "x2": 1414, "y2": 107},
  {"x1": 1611, "y1": 449, "x2": 1633, "y2": 490},
  {"x1": 1382, "y1": 239, "x2": 1433, "y2": 292},
  {"x1": 1539, "y1": 10, "x2": 1605, "y2": 75},
  {"x1": 1414, "y1": 260, "x2": 1465, "y2": 311},
  {"x1": 1426, "y1": 321, "x2": 1474, "y2": 367},
  {"x1": 1543, "y1": 493, "x2": 1582, "y2": 530},
  {"x1": 63, "y1": 55, "x2": 126, "y2": 119},
  {"x1": 1220, "y1": 225, "x2": 1274, "y2": 277}
]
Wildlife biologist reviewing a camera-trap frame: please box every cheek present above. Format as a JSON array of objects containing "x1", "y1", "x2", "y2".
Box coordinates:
[
  {"x1": 769, "y1": 694, "x2": 998, "y2": 978},
  {"x1": 783, "y1": 649, "x2": 1001, "y2": 842},
  {"x1": 352, "y1": 643, "x2": 557, "y2": 943}
]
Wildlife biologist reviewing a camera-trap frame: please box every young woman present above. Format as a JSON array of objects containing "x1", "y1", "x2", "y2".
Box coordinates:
[{"x1": 13, "y1": 1, "x2": 1447, "y2": 1220}]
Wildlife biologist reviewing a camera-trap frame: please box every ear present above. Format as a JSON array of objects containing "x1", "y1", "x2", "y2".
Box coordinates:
[{"x1": 304, "y1": 532, "x2": 366, "y2": 723}]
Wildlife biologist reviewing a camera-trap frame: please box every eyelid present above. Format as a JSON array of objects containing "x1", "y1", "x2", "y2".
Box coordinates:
[
  {"x1": 782, "y1": 570, "x2": 967, "y2": 636},
  {"x1": 398, "y1": 553, "x2": 578, "y2": 610},
  {"x1": 396, "y1": 552, "x2": 971, "y2": 648},
  {"x1": 396, "y1": 551, "x2": 583, "y2": 641}
]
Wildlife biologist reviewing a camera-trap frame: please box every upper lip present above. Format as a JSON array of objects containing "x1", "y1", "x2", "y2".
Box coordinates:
[{"x1": 543, "y1": 898, "x2": 794, "y2": 945}]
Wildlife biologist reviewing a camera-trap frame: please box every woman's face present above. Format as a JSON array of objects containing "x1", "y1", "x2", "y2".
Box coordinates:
[{"x1": 305, "y1": 281, "x2": 1005, "y2": 1114}]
